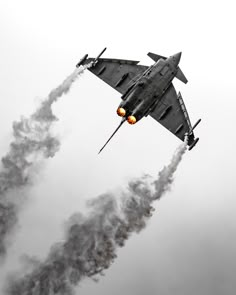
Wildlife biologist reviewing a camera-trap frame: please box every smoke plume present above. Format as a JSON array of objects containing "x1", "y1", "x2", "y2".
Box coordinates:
[
  {"x1": 5, "y1": 140, "x2": 187, "y2": 295},
  {"x1": 0, "y1": 65, "x2": 90, "y2": 258}
]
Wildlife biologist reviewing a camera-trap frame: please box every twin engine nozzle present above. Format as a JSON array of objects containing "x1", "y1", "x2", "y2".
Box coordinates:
[
  {"x1": 117, "y1": 107, "x2": 137, "y2": 125},
  {"x1": 116, "y1": 107, "x2": 126, "y2": 117}
]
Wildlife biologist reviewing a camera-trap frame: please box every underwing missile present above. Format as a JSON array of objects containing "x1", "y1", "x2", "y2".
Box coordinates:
[
  {"x1": 93, "y1": 47, "x2": 107, "y2": 66},
  {"x1": 188, "y1": 137, "x2": 199, "y2": 150},
  {"x1": 76, "y1": 54, "x2": 88, "y2": 67},
  {"x1": 189, "y1": 119, "x2": 201, "y2": 135}
]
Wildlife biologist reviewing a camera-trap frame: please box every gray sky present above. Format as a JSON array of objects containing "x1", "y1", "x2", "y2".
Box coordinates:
[{"x1": 0, "y1": 0, "x2": 236, "y2": 294}]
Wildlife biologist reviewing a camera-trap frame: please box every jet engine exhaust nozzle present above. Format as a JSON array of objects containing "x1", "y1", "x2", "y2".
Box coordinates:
[
  {"x1": 117, "y1": 107, "x2": 126, "y2": 117},
  {"x1": 127, "y1": 115, "x2": 137, "y2": 125}
]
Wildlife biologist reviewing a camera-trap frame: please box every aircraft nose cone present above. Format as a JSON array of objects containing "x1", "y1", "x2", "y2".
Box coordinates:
[{"x1": 172, "y1": 52, "x2": 182, "y2": 65}]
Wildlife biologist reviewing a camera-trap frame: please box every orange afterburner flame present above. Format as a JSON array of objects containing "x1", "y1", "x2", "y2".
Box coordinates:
[
  {"x1": 117, "y1": 107, "x2": 126, "y2": 117},
  {"x1": 127, "y1": 115, "x2": 137, "y2": 124}
]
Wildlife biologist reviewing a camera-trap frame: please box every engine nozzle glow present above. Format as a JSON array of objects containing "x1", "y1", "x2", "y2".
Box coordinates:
[
  {"x1": 117, "y1": 107, "x2": 126, "y2": 117},
  {"x1": 127, "y1": 115, "x2": 137, "y2": 125}
]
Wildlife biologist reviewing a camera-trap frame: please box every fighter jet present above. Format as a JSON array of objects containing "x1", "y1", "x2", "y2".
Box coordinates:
[{"x1": 77, "y1": 48, "x2": 200, "y2": 153}]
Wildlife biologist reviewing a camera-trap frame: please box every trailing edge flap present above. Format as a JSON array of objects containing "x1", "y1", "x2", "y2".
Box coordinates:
[
  {"x1": 83, "y1": 58, "x2": 148, "y2": 95},
  {"x1": 176, "y1": 67, "x2": 188, "y2": 84},
  {"x1": 147, "y1": 52, "x2": 166, "y2": 62},
  {"x1": 149, "y1": 85, "x2": 194, "y2": 145}
]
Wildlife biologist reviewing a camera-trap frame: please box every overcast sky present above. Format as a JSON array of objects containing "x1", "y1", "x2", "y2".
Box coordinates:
[{"x1": 0, "y1": 0, "x2": 236, "y2": 294}]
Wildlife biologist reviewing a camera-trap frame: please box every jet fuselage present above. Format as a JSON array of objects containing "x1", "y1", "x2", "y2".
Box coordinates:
[{"x1": 118, "y1": 53, "x2": 181, "y2": 123}]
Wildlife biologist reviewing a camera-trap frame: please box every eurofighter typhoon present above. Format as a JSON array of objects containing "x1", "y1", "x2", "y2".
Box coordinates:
[{"x1": 77, "y1": 48, "x2": 201, "y2": 153}]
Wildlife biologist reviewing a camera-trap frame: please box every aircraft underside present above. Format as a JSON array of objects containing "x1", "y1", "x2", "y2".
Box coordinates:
[{"x1": 76, "y1": 48, "x2": 201, "y2": 153}]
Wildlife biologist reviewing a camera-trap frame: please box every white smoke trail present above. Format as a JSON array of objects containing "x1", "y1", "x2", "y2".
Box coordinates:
[
  {"x1": 5, "y1": 140, "x2": 188, "y2": 295},
  {"x1": 0, "y1": 64, "x2": 90, "y2": 258}
]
